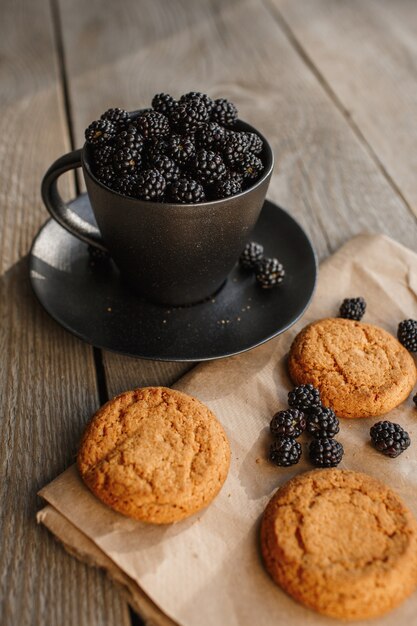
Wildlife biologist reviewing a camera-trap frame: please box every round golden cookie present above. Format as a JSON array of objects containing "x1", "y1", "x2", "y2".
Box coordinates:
[
  {"x1": 261, "y1": 469, "x2": 417, "y2": 621},
  {"x1": 288, "y1": 317, "x2": 416, "y2": 418},
  {"x1": 77, "y1": 387, "x2": 230, "y2": 524}
]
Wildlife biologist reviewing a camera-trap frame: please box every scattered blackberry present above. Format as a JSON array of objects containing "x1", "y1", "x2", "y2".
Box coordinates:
[
  {"x1": 212, "y1": 175, "x2": 242, "y2": 199},
  {"x1": 238, "y1": 152, "x2": 264, "y2": 179},
  {"x1": 288, "y1": 384, "x2": 321, "y2": 412},
  {"x1": 309, "y1": 438, "x2": 344, "y2": 467},
  {"x1": 152, "y1": 155, "x2": 180, "y2": 183},
  {"x1": 167, "y1": 135, "x2": 196, "y2": 165},
  {"x1": 170, "y1": 178, "x2": 206, "y2": 204},
  {"x1": 245, "y1": 132, "x2": 263, "y2": 154},
  {"x1": 255, "y1": 257, "x2": 285, "y2": 288},
  {"x1": 136, "y1": 111, "x2": 170, "y2": 139},
  {"x1": 222, "y1": 132, "x2": 249, "y2": 167},
  {"x1": 146, "y1": 137, "x2": 169, "y2": 164},
  {"x1": 239, "y1": 242, "x2": 264, "y2": 270},
  {"x1": 94, "y1": 144, "x2": 115, "y2": 168},
  {"x1": 111, "y1": 174, "x2": 138, "y2": 196},
  {"x1": 136, "y1": 169, "x2": 166, "y2": 201},
  {"x1": 194, "y1": 149, "x2": 226, "y2": 184},
  {"x1": 270, "y1": 409, "x2": 306, "y2": 438},
  {"x1": 113, "y1": 147, "x2": 141, "y2": 174},
  {"x1": 397, "y1": 319, "x2": 417, "y2": 352},
  {"x1": 339, "y1": 297, "x2": 366, "y2": 321},
  {"x1": 211, "y1": 98, "x2": 238, "y2": 127},
  {"x1": 85, "y1": 119, "x2": 116, "y2": 145},
  {"x1": 151, "y1": 93, "x2": 177, "y2": 117},
  {"x1": 96, "y1": 164, "x2": 116, "y2": 186},
  {"x1": 306, "y1": 406, "x2": 340, "y2": 439},
  {"x1": 170, "y1": 101, "x2": 209, "y2": 134},
  {"x1": 115, "y1": 129, "x2": 144, "y2": 153},
  {"x1": 180, "y1": 92, "x2": 214, "y2": 113},
  {"x1": 269, "y1": 437, "x2": 301, "y2": 467},
  {"x1": 195, "y1": 122, "x2": 226, "y2": 149},
  {"x1": 370, "y1": 421, "x2": 411, "y2": 458},
  {"x1": 100, "y1": 107, "x2": 130, "y2": 129}
]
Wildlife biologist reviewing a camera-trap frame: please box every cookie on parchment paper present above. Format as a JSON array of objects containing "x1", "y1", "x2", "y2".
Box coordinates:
[
  {"x1": 261, "y1": 469, "x2": 417, "y2": 621},
  {"x1": 288, "y1": 318, "x2": 416, "y2": 418},
  {"x1": 77, "y1": 386, "x2": 230, "y2": 524}
]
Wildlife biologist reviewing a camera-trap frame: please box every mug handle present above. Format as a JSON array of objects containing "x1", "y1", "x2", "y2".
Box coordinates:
[{"x1": 41, "y1": 149, "x2": 108, "y2": 251}]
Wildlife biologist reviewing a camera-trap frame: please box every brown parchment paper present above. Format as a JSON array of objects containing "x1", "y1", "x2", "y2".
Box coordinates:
[{"x1": 37, "y1": 234, "x2": 417, "y2": 626}]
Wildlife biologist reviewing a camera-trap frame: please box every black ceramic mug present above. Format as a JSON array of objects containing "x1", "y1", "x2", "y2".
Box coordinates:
[{"x1": 41, "y1": 118, "x2": 274, "y2": 306}]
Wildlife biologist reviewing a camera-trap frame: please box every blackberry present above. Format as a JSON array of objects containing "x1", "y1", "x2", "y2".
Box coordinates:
[
  {"x1": 136, "y1": 169, "x2": 166, "y2": 201},
  {"x1": 170, "y1": 101, "x2": 209, "y2": 134},
  {"x1": 239, "y1": 242, "x2": 264, "y2": 270},
  {"x1": 111, "y1": 174, "x2": 138, "y2": 197},
  {"x1": 96, "y1": 164, "x2": 116, "y2": 186},
  {"x1": 255, "y1": 257, "x2": 285, "y2": 288},
  {"x1": 100, "y1": 107, "x2": 130, "y2": 129},
  {"x1": 270, "y1": 409, "x2": 306, "y2": 438},
  {"x1": 307, "y1": 406, "x2": 340, "y2": 439},
  {"x1": 309, "y1": 438, "x2": 344, "y2": 467},
  {"x1": 94, "y1": 144, "x2": 115, "y2": 168},
  {"x1": 152, "y1": 155, "x2": 180, "y2": 183},
  {"x1": 269, "y1": 437, "x2": 302, "y2": 467},
  {"x1": 238, "y1": 152, "x2": 264, "y2": 179},
  {"x1": 115, "y1": 129, "x2": 145, "y2": 153},
  {"x1": 370, "y1": 421, "x2": 411, "y2": 458},
  {"x1": 339, "y1": 297, "x2": 366, "y2": 321},
  {"x1": 212, "y1": 175, "x2": 242, "y2": 199},
  {"x1": 170, "y1": 178, "x2": 206, "y2": 204},
  {"x1": 194, "y1": 149, "x2": 226, "y2": 184},
  {"x1": 288, "y1": 384, "x2": 321, "y2": 412},
  {"x1": 222, "y1": 131, "x2": 249, "y2": 167},
  {"x1": 151, "y1": 93, "x2": 177, "y2": 117},
  {"x1": 180, "y1": 92, "x2": 214, "y2": 113},
  {"x1": 113, "y1": 147, "x2": 141, "y2": 174},
  {"x1": 85, "y1": 119, "x2": 116, "y2": 145},
  {"x1": 245, "y1": 132, "x2": 263, "y2": 155},
  {"x1": 136, "y1": 111, "x2": 170, "y2": 139},
  {"x1": 146, "y1": 137, "x2": 169, "y2": 164},
  {"x1": 195, "y1": 122, "x2": 226, "y2": 150},
  {"x1": 397, "y1": 319, "x2": 417, "y2": 352},
  {"x1": 211, "y1": 98, "x2": 238, "y2": 127},
  {"x1": 167, "y1": 135, "x2": 196, "y2": 166}
]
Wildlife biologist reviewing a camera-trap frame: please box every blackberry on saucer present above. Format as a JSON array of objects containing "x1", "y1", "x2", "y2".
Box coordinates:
[
  {"x1": 195, "y1": 122, "x2": 226, "y2": 150},
  {"x1": 170, "y1": 178, "x2": 205, "y2": 204},
  {"x1": 111, "y1": 173, "x2": 138, "y2": 196},
  {"x1": 167, "y1": 134, "x2": 196, "y2": 166},
  {"x1": 170, "y1": 101, "x2": 209, "y2": 134},
  {"x1": 136, "y1": 111, "x2": 170, "y2": 139},
  {"x1": 288, "y1": 384, "x2": 321, "y2": 412},
  {"x1": 309, "y1": 438, "x2": 343, "y2": 467},
  {"x1": 255, "y1": 257, "x2": 285, "y2": 288},
  {"x1": 269, "y1": 437, "x2": 302, "y2": 467},
  {"x1": 397, "y1": 319, "x2": 417, "y2": 352},
  {"x1": 211, "y1": 98, "x2": 238, "y2": 127},
  {"x1": 113, "y1": 147, "x2": 141, "y2": 174},
  {"x1": 152, "y1": 155, "x2": 180, "y2": 183},
  {"x1": 370, "y1": 421, "x2": 411, "y2": 458},
  {"x1": 100, "y1": 107, "x2": 130, "y2": 129},
  {"x1": 194, "y1": 149, "x2": 226, "y2": 184},
  {"x1": 270, "y1": 409, "x2": 306, "y2": 438},
  {"x1": 245, "y1": 132, "x2": 263, "y2": 154},
  {"x1": 239, "y1": 241, "x2": 263, "y2": 270},
  {"x1": 136, "y1": 169, "x2": 166, "y2": 201},
  {"x1": 151, "y1": 93, "x2": 177, "y2": 117},
  {"x1": 307, "y1": 406, "x2": 340, "y2": 439},
  {"x1": 238, "y1": 152, "x2": 264, "y2": 179},
  {"x1": 339, "y1": 297, "x2": 366, "y2": 321},
  {"x1": 85, "y1": 119, "x2": 116, "y2": 145}
]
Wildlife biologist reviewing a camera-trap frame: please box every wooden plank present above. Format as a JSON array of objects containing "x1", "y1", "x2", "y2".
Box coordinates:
[
  {"x1": 270, "y1": 0, "x2": 417, "y2": 216},
  {"x1": 0, "y1": 1, "x2": 130, "y2": 625},
  {"x1": 58, "y1": 0, "x2": 417, "y2": 399}
]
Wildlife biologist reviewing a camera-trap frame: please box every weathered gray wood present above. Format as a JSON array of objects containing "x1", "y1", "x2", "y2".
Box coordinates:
[
  {"x1": 0, "y1": 1, "x2": 130, "y2": 625},
  {"x1": 270, "y1": 0, "x2": 417, "y2": 216}
]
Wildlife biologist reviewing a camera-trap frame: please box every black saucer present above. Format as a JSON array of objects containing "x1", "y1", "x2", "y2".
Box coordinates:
[{"x1": 29, "y1": 195, "x2": 317, "y2": 361}]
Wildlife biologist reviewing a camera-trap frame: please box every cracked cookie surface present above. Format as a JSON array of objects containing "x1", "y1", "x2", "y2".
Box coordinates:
[
  {"x1": 261, "y1": 469, "x2": 417, "y2": 620},
  {"x1": 77, "y1": 387, "x2": 230, "y2": 524},
  {"x1": 288, "y1": 318, "x2": 416, "y2": 418}
]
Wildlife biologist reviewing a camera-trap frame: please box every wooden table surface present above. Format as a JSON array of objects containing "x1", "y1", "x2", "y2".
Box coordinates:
[{"x1": 1, "y1": 0, "x2": 417, "y2": 624}]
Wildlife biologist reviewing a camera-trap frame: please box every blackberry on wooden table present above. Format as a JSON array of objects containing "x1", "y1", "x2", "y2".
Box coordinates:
[{"x1": 269, "y1": 437, "x2": 302, "y2": 467}]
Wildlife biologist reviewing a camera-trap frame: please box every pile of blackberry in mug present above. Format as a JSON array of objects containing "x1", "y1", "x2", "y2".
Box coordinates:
[{"x1": 85, "y1": 93, "x2": 265, "y2": 203}]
